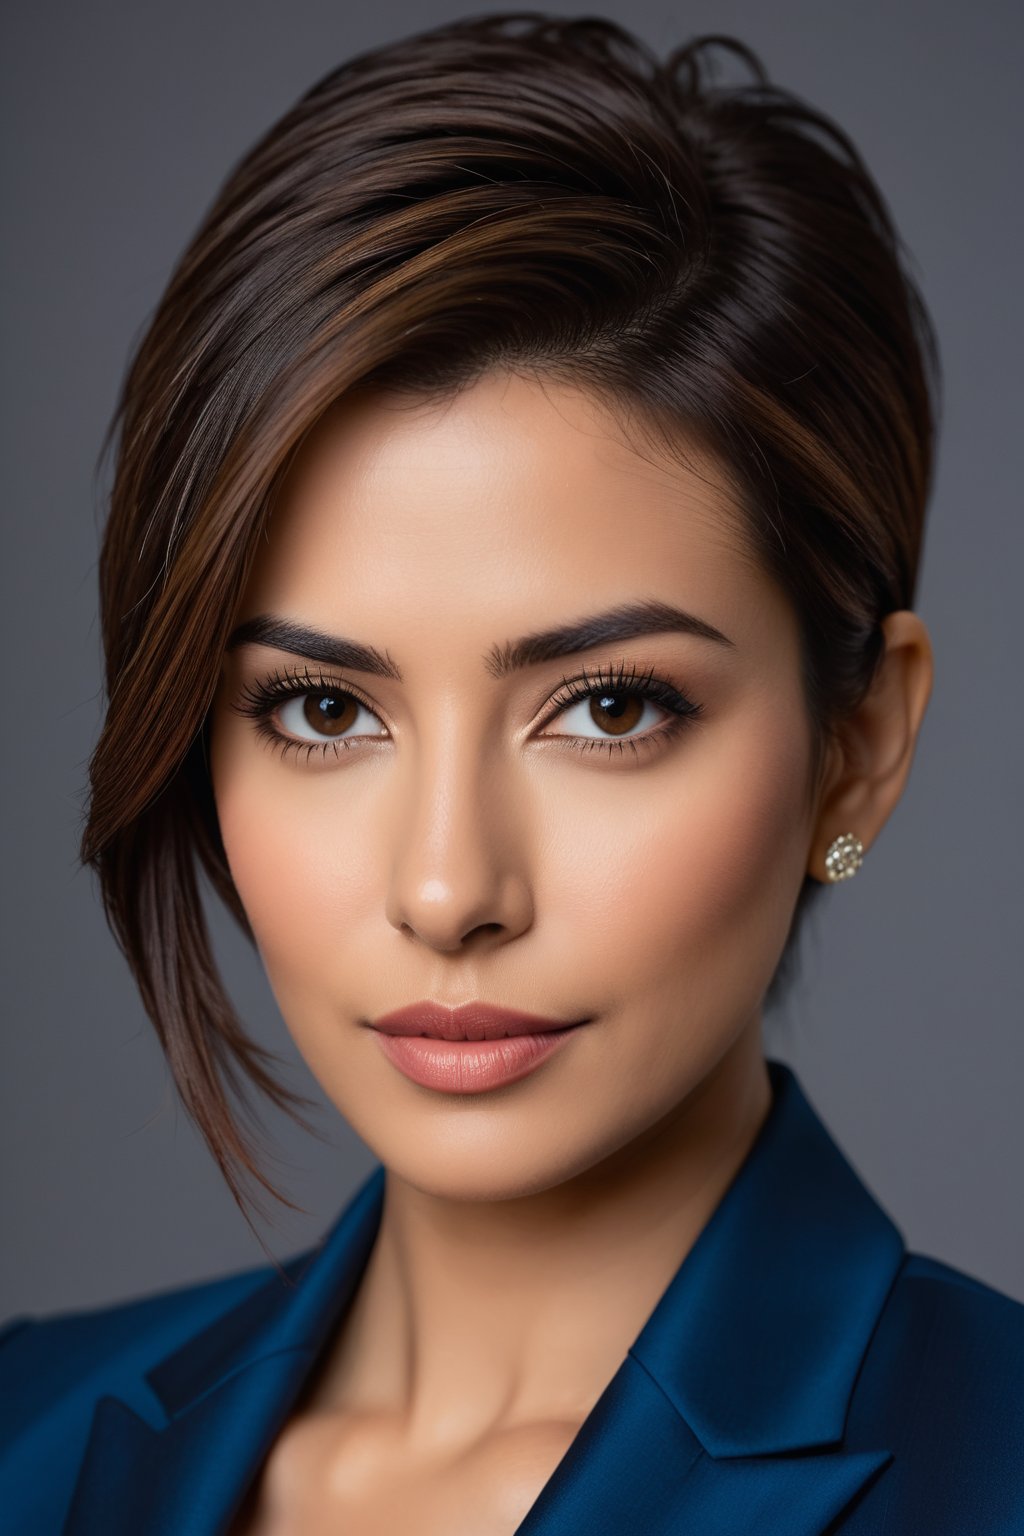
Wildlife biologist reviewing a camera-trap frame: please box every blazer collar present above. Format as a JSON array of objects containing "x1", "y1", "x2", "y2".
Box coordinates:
[
  {"x1": 630, "y1": 1055, "x2": 905, "y2": 1456},
  {"x1": 65, "y1": 1059, "x2": 905, "y2": 1534}
]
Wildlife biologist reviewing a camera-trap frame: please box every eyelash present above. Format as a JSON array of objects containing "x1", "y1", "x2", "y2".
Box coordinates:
[{"x1": 231, "y1": 661, "x2": 704, "y2": 764}]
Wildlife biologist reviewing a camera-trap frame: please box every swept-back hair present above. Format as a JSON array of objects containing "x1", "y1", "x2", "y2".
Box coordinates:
[{"x1": 81, "y1": 11, "x2": 939, "y2": 1227}]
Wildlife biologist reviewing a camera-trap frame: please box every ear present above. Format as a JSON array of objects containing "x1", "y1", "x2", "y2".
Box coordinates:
[{"x1": 808, "y1": 611, "x2": 934, "y2": 882}]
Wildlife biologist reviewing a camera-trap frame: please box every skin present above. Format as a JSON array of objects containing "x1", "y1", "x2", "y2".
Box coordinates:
[{"x1": 209, "y1": 369, "x2": 933, "y2": 1533}]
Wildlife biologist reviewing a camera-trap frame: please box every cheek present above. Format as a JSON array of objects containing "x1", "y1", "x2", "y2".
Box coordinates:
[
  {"x1": 210, "y1": 737, "x2": 379, "y2": 1001},
  {"x1": 544, "y1": 699, "x2": 813, "y2": 1020}
]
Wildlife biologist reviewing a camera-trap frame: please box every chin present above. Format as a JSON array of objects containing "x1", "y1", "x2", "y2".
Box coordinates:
[{"x1": 363, "y1": 1109, "x2": 654, "y2": 1207}]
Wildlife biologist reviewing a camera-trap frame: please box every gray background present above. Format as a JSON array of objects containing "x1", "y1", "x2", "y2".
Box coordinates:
[{"x1": 2, "y1": 0, "x2": 1021, "y2": 1319}]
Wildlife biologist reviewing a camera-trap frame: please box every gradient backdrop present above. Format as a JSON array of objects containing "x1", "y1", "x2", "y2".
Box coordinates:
[{"x1": 2, "y1": 0, "x2": 1022, "y2": 1316}]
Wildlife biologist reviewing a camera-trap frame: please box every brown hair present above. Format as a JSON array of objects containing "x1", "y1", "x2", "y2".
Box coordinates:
[{"x1": 81, "y1": 11, "x2": 940, "y2": 1228}]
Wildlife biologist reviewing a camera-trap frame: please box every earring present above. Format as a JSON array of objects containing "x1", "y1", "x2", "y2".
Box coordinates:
[{"x1": 825, "y1": 832, "x2": 864, "y2": 882}]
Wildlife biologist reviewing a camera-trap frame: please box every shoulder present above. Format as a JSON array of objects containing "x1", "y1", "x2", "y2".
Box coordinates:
[
  {"x1": 846, "y1": 1248, "x2": 1024, "y2": 1531},
  {"x1": 0, "y1": 1254, "x2": 288, "y2": 1475},
  {"x1": 876, "y1": 1247, "x2": 1024, "y2": 1378}
]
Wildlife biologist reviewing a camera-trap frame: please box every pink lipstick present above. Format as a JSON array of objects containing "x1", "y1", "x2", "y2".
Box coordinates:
[{"x1": 367, "y1": 1000, "x2": 588, "y2": 1094}]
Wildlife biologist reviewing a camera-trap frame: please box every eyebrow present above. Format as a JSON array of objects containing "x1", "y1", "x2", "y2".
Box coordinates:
[{"x1": 225, "y1": 599, "x2": 735, "y2": 682}]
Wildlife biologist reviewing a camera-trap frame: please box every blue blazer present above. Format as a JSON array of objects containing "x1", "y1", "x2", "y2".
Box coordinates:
[{"x1": 2, "y1": 1058, "x2": 1022, "y2": 1534}]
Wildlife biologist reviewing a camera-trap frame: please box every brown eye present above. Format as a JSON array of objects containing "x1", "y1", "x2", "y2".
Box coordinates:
[
  {"x1": 542, "y1": 663, "x2": 703, "y2": 754},
  {"x1": 549, "y1": 687, "x2": 670, "y2": 742},
  {"x1": 588, "y1": 690, "x2": 646, "y2": 737},
  {"x1": 275, "y1": 689, "x2": 386, "y2": 743},
  {"x1": 300, "y1": 690, "x2": 360, "y2": 736}
]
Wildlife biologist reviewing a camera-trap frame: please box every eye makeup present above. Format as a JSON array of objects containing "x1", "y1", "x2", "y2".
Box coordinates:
[{"x1": 229, "y1": 658, "x2": 704, "y2": 765}]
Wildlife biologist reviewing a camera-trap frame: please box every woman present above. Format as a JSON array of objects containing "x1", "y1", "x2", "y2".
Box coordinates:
[{"x1": 1, "y1": 11, "x2": 1021, "y2": 1534}]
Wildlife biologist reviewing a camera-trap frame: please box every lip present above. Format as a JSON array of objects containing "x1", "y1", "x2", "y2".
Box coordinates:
[
  {"x1": 367, "y1": 1001, "x2": 590, "y2": 1094},
  {"x1": 369, "y1": 1000, "x2": 584, "y2": 1040}
]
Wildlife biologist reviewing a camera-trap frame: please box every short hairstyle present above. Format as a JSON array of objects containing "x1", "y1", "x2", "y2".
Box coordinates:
[{"x1": 81, "y1": 12, "x2": 939, "y2": 1226}]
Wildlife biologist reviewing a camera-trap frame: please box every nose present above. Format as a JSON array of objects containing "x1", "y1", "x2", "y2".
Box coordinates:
[{"x1": 383, "y1": 723, "x2": 534, "y2": 953}]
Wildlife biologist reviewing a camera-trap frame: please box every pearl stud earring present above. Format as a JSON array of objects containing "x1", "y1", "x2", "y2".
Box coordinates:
[{"x1": 825, "y1": 832, "x2": 864, "y2": 882}]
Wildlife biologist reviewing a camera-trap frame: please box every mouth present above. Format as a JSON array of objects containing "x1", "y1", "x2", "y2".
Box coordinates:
[
  {"x1": 366, "y1": 1001, "x2": 592, "y2": 1095},
  {"x1": 368, "y1": 999, "x2": 590, "y2": 1041}
]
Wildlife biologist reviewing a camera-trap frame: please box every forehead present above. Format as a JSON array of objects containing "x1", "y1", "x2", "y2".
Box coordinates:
[{"x1": 241, "y1": 370, "x2": 790, "y2": 658}]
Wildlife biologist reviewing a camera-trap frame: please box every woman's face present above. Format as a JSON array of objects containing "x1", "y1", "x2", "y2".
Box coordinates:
[{"x1": 210, "y1": 370, "x2": 820, "y2": 1201}]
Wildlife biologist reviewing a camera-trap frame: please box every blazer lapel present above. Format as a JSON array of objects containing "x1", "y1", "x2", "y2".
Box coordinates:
[
  {"x1": 515, "y1": 1358, "x2": 891, "y2": 1536},
  {"x1": 64, "y1": 1059, "x2": 905, "y2": 1536},
  {"x1": 64, "y1": 1163, "x2": 387, "y2": 1535}
]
